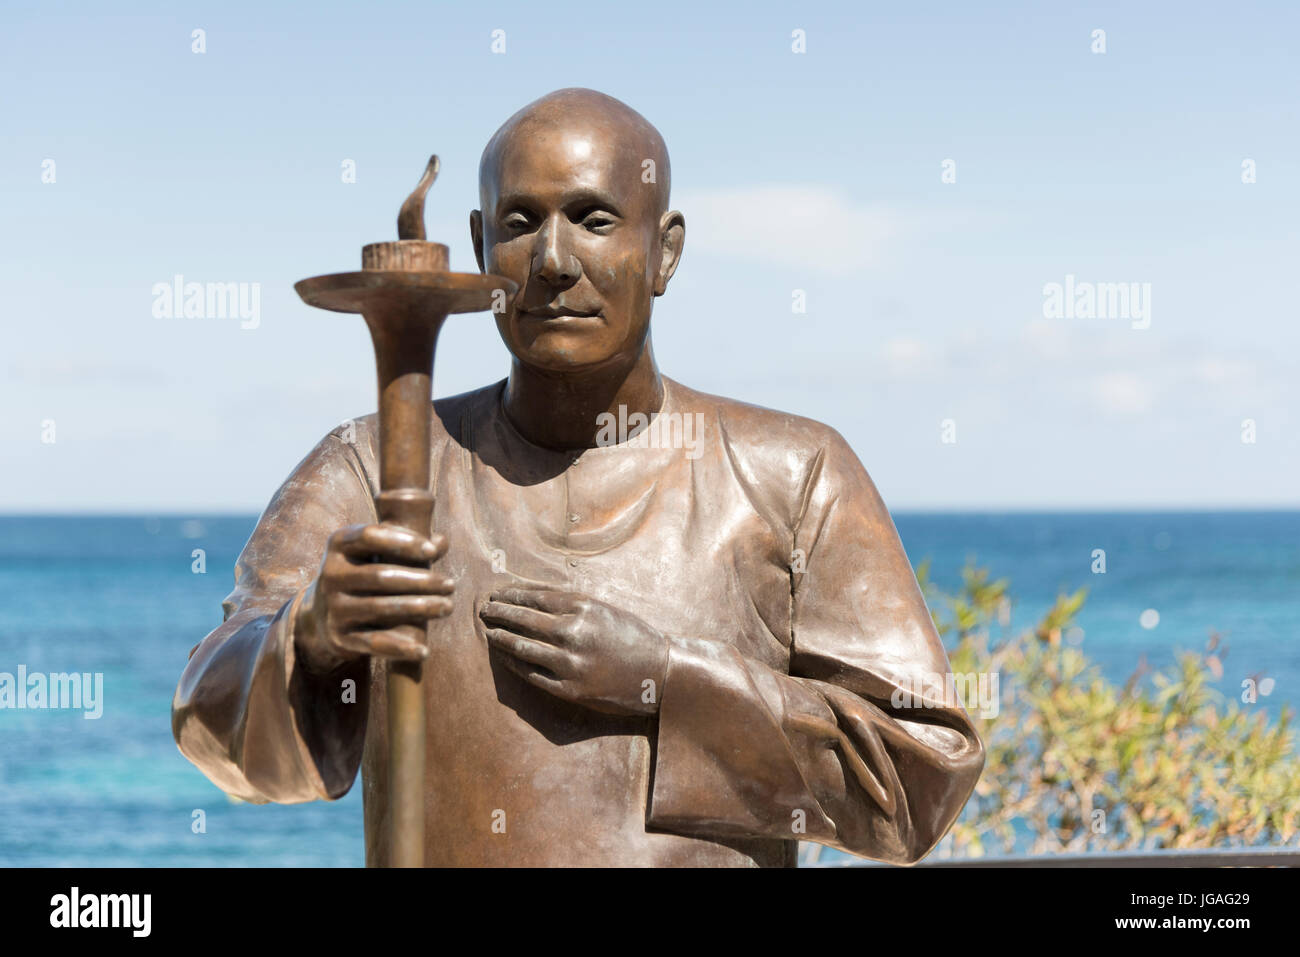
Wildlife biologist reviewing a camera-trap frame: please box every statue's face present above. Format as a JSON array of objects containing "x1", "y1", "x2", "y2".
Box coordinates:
[{"x1": 474, "y1": 121, "x2": 670, "y2": 374}]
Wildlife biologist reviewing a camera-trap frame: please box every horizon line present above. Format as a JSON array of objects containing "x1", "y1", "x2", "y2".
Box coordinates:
[{"x1": 2, "y1": 505, "x2": 1299, "y2": 518}]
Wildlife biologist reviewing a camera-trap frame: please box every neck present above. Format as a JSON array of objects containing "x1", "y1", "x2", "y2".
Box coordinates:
[{"x1": 502, "y1": 339, "x2": 664, "y2": 451}]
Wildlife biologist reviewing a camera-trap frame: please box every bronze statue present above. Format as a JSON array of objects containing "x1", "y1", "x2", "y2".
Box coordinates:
[{"x1": 171, "y1": 88, "x2": 984, "y2": 867}]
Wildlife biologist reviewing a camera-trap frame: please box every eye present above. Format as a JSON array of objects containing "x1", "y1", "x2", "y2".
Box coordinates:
[
  {"x1": 501, "y1": 211, "x2": 534, "y2": 233},
  {"x1": 580, "y1": 210, "x2": 618, "y2": 233}
]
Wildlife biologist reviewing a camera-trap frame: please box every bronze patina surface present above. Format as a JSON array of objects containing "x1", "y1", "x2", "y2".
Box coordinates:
[{"x1": 172, "y1": 88, "x2": 984, "y2": 867}]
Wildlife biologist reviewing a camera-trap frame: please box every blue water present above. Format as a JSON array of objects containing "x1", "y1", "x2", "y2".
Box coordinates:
[{"x1": 1, "y1": 512, "x2": 1296, "y2": 866}]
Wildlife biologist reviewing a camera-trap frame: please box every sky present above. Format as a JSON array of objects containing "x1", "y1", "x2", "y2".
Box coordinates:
[{"x1": 2, "y1": 0, "x2": 1297, "y2": 511}]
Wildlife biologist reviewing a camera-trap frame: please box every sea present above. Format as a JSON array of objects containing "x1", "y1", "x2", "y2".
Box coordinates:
[{"x1": 1, "y1": 511, "x2": 1296, "y2": 867}]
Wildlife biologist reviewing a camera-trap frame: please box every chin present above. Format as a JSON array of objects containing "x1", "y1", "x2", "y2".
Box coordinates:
[
  {"x1": 509, "y1": 334, "x2": 616, "y2": 374},
  {"x1": 501, "y1": 318, "x2": 624, "y2": 372}
]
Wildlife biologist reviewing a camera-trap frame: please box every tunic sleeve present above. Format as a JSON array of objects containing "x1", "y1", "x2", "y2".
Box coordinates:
[
  {"x1": 171, "y1": 429, "x2": 377, "y2": 804},
  {"x1": 647, "y1": 431, "x2": 984, "y2": 863}
]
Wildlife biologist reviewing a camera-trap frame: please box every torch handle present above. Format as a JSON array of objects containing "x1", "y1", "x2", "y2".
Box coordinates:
[
  {"x1": 376, "y1": 489, "x2": 432, "y2": 868},
  {"x1": 369, "y1": 319, "x2": 442, "y2": 868}
]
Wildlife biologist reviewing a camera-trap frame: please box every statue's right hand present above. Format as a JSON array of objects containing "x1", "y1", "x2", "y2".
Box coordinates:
[{"x1": 293, "y1": 523, "x2": 453, "y2": 674}]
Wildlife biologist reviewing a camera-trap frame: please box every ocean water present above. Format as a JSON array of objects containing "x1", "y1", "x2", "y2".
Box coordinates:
[{"x1": 0, "y1": 512, "x2": 1296, "y2": 867}]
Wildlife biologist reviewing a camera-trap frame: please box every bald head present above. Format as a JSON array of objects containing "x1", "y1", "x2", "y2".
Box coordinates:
[{"x1": 479, "y1": 88, "x2": 671, "y2": 217}]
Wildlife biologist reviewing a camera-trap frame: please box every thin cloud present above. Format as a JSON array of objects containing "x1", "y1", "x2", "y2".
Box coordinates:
[{"x1": 674, "y1": 184, "x2": 904, "y2": 276}]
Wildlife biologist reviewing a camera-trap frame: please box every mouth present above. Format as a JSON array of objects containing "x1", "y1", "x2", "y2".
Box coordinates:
[{"x1": 519, "y1": 305, "x2": 603, "y2": 323}]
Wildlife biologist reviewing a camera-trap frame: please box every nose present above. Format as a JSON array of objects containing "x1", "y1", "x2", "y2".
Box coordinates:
[{"x1": 532, "y1": 214, "x2": 582, "y2": 288}]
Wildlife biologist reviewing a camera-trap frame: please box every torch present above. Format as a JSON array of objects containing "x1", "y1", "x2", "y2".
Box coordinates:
[{"x1": 294, "y1": 156, "x2": 515, "y2": 867}]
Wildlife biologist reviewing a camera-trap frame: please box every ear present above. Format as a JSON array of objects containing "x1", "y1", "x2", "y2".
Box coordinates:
[
  {"x1": 470, "y1": 210, "x2": 486, "y2": 274},
  {"x1": 653, "y1": 210, "x2": 685, "y2": 297}
]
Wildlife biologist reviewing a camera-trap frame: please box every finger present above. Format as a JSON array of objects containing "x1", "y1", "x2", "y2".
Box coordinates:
[
  {"x1": 485, "y1": 628, "x2": 573, "y2": 675},
  {"x1": 336, "y1": 524, "x2": 445, "y2": 564},
  {"x1": 479, "y1": 601, "x2": 564, "y2": 641},
  {"x1": 335, "y1": 564, "x2": 455, "y2": 596},
  {"x1": 338, "y1": 628, "x2": 428, "y2": 662},
  {"x1": 489, "y1": 586, "x2": 583, "y2": 616},
  {"x1": 334, "y1": 594, "x2": 452, "y2": 628},
  {"x1": 493, "y1": 644, "x2": 571, "y2": 698}
]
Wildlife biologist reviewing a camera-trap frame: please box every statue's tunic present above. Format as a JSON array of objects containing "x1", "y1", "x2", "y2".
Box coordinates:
[{"x1": 172, "y1": 376, "x2": 984, "y2": 866}]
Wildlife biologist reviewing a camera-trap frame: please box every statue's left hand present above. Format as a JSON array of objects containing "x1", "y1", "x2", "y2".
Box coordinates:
[{"x1": 479, "y1": 587, "x2": 669, "y2": 717}]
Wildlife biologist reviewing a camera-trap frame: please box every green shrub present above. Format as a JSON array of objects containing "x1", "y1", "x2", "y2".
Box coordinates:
[{"x1": 922, "y1": 561, "x2": 1300, "y2": 858}]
